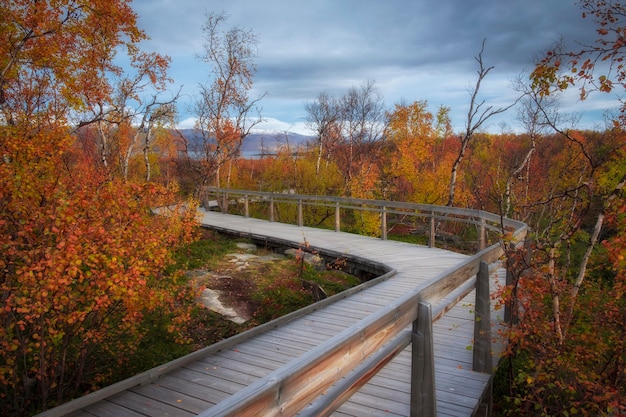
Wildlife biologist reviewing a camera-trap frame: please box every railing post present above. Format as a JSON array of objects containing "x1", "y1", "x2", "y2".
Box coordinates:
[
  {"x1": 244, "y1": 194, "x2": 249, "y2": 218},
  {"x1": 298, "y1": 199, "x2": 303, "y2": 227},
  {"x1": 221, "y1": 190, "x2": 228, "y2": 214},
  {"x1": 428, "y1": 209, "x2": 436, "y2": 248},
  {"x1": 269, "y1": 196, "x2": 275, "y2": 222},
  {"x1": 199, "y1": 187, "x2": 207, "y2": 209},
  {"x1": 381, "y1": 206, "x2": 387, "y2": 240},
  {"x1": 473, "y1": 261, "x2": 494, "y2": 417},
  {"x1": 473, "y1": 261, "x2": 492, "y2": 373},
  {"x1": 410, "y1": 301, "x2": 437, "y2": 416},
  {"x1": 479, "y1": 217, "x2": 486, "y2": 250},
  {"x1": 334, "y1": 200, "x2": 340, "y2": 232}
]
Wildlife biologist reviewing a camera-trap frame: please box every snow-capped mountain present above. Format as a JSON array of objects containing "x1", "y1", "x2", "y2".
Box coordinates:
[{"x1": 175, "y1": 128, "x2": 314, "y2": 157}]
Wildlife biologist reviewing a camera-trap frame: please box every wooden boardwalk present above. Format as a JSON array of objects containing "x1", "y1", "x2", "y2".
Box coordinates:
[{"x1": 39, "y1": 209, "x2": 509, "y2": 417}]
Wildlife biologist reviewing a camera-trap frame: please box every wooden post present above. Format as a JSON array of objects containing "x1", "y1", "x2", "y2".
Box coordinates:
[
  {"x1": 269, "y1": 196, "x2": 275, "y2": 222},
  {"x1": 479, "y1": 217, "x2": 486, "y2": 250},
  {"x1": 335, "y1": 201, "x2": 340, "y2": 232},
  {"x1": 298, "y1": 199, "x2": 303, "y2": 227},
  {"x1": 244, "y1": 194, "x2": 249, "y2": 218},
  {"x1": 410, "y1": 301, "x2": 437, "y2": 416},
  {"x1": 473, "y1": 260, "x2": 494, "y2": 417},
  {"x1": 221, "y1": 189, "x2": 228, "y2": 214},
  {"x1": 473, "y1": 261, "x2": 492, "y2": 373},
  {"x1": 428, "y1": 210, "x2": 436, "y2": 248},
  {"x1": 381, "y1": 206, "x2": 387, "y2": 240}
]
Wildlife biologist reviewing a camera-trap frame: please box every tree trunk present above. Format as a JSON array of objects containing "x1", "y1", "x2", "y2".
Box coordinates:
[
  {"x1": 505, "y1": 143, "x2": 536, "y2": 216},
  {"x1": 547, "y1": 247, "x2": 564, "y2": 344},
  {"x1": 564, "y1": 211, "x2": 604, "y2": 335},
  {"x1": 447, "y1": 133, "x2": 471, "y2": 206},
  {"x1": 97, "y1": 122, "x2": 109, "y2": 171},
  {"x1": 143, "y1": 131, "x2": 152, "y2": 181}
]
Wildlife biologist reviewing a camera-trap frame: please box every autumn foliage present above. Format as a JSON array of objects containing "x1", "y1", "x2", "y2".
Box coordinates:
[
  {"x1": 1, "y1": 0, "x2": 626, "y2": 415},
  {"x1": 0, "y1": 161, "x2": 197, "y2": 412},
  {"x1": 224, "y1": 105, "x2": 626, "y2": 414},
  {"x1": 1, "y1": 1, "x2": 197, "y2": 415}
]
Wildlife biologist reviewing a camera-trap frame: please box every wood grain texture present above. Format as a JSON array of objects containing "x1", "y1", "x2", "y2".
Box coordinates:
[{"x1": 38, "y1": 208, "x2": 522, "y2": 417}]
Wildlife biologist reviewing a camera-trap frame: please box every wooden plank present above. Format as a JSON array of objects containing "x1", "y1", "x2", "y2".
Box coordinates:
[
  {"x1": 155, "y1": 374, "x2": 236, "y2": 403},
  {"x1": 313, "y1": 303, "x2": 379, "y2": 320},
  {"x1": 300, "y1": 311, "x2": 363, "y2": 328},
  {"x1": 258, "y1": 327, "x2": 332, "y2": 345},
  {"x1": 79, "y1": 400, "x2": 146, "y2": 417},
  {"x1": 332, "y1": 392, "x2": 409, "y2": 416},
  {"x1": 130, "y1": 383, "x2": 213, "y2": 413},
  {"x1": 39, "y1": 206, "x2": 523, "y2": 417},
  {"x1": 106, "y1": 391, "x2": 196, "y2": 417},
  {"x1": 242, "y1": 337, "x2": 309, "y2": 357},
  {"x1": 335, "y1": 291, "x2": 399, "y2": 306},
  {"x1": 173, "y1": 366, "x2": 252, "y2": 389},
  {"x1": 201, "y1": 290, "x2": 421, "y2": 417},
  {"x1": 338, "y1": 343, "x2": 491, "y2": 417},
  {"x1": 268, "y1": 322, "x2": 342, "y2": 339},
  {"x1": 213, "y1": 348, "x2": 289, "y2": 369},
  {"x1": 251, "y1": 332, "x2": 318, "y2": 351},
  {"x1": 300, "y1": 331, "x2": 412, "y2": 417},
  {"x1": 66, "y1": 411, "x2": 96, "y2": 417},
  {"x1": 290, "y1": 314, "x2": 355, "y2": 331},
  {"x1": 183, "y1": 361, "x2": 272, "y2": 386},
  {"x1": 220, "y1": 341, "x2": 301, "y2": 363}
]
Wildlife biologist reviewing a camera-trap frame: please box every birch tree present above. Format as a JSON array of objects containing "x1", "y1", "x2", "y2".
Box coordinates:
[
  {"x1": 304, "y1": 92, "x2": 340, "y2": 176},
  {"x1": 193, "y1": 11, "x2": 265, "y2": 193}
]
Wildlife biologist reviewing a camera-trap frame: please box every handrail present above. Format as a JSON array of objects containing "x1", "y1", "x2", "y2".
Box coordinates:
[
  {"x1": 36, "y1": 190, "x2": 527, "y2": 417},
  {"x1": 201, "y1": 187, "x2": 526, "y2": 249},
  {"x1": 198, "y1": 188, "x2": 528, "y2": 417}
]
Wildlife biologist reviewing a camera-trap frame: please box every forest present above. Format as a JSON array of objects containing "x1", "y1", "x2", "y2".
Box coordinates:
[{"x1": 1, "y1": 0, "x2": 625, "y2": 416}]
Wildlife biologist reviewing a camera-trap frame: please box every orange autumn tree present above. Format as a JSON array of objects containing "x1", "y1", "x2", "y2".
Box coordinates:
[
  {"x1": 494, "y1": 129, "x2": 626, "y2": 415},
  {"x1": 491, "y1": 1, "x2": 626, "y2": 411},
  {"x1": 385, "y1": 101, "x2": 457, "y2": 205},
  {"x1": 0, "y1": 1, "x2": 197, "y2": 415}
]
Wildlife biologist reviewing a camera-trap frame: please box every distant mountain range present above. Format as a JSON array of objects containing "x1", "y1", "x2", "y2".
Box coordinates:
[{"x1": 176, "y1": 128, "x2": 314, "y2": 156}]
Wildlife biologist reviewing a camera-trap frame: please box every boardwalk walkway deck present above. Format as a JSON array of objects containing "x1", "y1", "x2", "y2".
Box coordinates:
[{"x1": 39, "y1": 208, "x2": 509, "y2": 417}]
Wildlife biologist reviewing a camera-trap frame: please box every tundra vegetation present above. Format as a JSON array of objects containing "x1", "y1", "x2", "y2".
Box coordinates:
[{"x1": 1, "y1": 0, "x2": 625, "y2": 416}]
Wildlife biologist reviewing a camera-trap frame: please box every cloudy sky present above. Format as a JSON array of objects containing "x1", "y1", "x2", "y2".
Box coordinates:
[{"x1": 129, "y1": 0, "x2": 615, "y2": 134}]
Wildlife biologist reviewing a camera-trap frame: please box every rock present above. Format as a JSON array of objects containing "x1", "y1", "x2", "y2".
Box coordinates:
[
  {"x1": 184, "y1": 269, "x2": 211, "y2": 279},
  {"x1": 199, "y1": 288, "x2": 247, "y2": 324},
  {"x1": 257, "y1": 253, "x2": 286, "y2": 262},
  {"x1": 227, "y1": 253, "x2": 258, "y2": 263},
  {"x1": 189, "y1": 246, "x2": 301, "y2": 324},
  {"x1": 236, "y1": 242, "x2": 257, "y2": 252}
]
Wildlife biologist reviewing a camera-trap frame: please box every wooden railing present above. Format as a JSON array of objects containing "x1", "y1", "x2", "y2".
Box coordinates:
[
  {"x1": 198, "y1": 188, "x2": 528, "y2": 417},
  {"x1": 201, "y1": 187, "x2": 523, "y2": 250}
]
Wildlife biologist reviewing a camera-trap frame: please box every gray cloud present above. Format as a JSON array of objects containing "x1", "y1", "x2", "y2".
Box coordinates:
[{"x1": 130, "y1": 0, "x2": 612, "y2": 132}]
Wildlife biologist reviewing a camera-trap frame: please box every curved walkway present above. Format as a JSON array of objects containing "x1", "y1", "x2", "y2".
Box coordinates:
[{"x1": 38, "y1": 208, "x2": 507, "y2": 417}]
